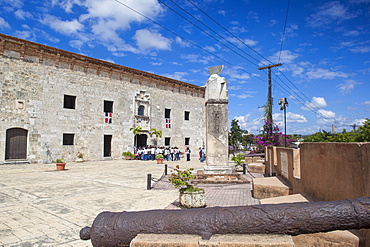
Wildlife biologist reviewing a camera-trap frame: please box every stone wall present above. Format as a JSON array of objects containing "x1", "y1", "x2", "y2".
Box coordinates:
[
  {"x1": 0, "y1": 34, "x2": 206, "y2": 164},
  {"x1": 265, "y1": 143, "x2": 370, "y2": 201},
  {"x1": 300, "y1": 142, "x2": 370, "y2": 201}
]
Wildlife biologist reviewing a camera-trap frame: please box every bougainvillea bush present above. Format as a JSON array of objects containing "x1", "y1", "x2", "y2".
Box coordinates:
[{"x1": 251, "y1": 120, "x2": 296, "y2": 153}]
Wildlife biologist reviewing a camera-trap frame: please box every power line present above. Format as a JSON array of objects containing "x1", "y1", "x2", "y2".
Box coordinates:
[
  {"x1": 185, "y1": 0, "x2": 272, "y2": 65},
  {"x1": 113, "y1": 0, "x2": 263, "y2": 81},
  {"x1": 278, "y1": 0, "x2": 291, "y2": 64},
  {"x1": 158, "y1": 0, "x2": 261, "y2": 67},
  {"x1": 115, "y1": 0, "x2": 340, "y2": 124}
]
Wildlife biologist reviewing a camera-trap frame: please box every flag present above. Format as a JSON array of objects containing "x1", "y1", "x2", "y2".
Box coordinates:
[
  {"x1": 165, "y1": 118, "x2": 171, "y2": 128},
  {"x1": 105, "y1": 112, "x2": 112, "y2": 123}
]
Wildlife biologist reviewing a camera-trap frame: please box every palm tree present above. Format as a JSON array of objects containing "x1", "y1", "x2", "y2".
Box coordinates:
[
  {"x1": 149, "y1": 128, "x2": 162, "y2": 146},
  {"x1": 130, "y1": 126, "x2": 142, "y2": 148}
]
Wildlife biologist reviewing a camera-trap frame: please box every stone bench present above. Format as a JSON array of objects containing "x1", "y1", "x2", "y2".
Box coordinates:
[{"x1": 252, "y1": 177, "x2": 292, "y2": 199}]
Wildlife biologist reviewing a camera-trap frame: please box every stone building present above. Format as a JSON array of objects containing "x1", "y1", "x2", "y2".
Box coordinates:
[{"x1": 0, "y1": 33, "x2": 206, "y2": 164}]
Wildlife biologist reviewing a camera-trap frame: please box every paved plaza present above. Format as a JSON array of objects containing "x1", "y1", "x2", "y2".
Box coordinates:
[{"x1": 0, "y1": 159, "x2": 261, "y2": 246}]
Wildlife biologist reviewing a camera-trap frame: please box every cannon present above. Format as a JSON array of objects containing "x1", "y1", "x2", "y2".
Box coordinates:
[{"x1": 80, "y1": 197, "x2": 370, "y2": 247}]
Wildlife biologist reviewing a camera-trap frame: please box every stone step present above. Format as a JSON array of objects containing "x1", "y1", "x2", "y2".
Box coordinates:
[{"x1": 252, "y1": 177, "x2": 292, "y2": 199}]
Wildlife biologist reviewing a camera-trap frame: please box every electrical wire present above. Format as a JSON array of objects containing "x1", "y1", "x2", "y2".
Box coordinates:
[
  {"x1": 278, "y1": 0, "x2": 291, "y2": 64},
  {"x1": 114, "y1": 0, "x2": 264, "y2": 82},
  {"x1": 114, "y1": 0, "x2": 339, "y2": 124},
  {"x1": 185, "y1": 0, "x2": 272, "y2": 66},
  {"x1": 178, "y1": 0, "x2": 334, "y2": 121},
  {"x1": 157, "y1": 0, "x2": 261, "y2": 67}
]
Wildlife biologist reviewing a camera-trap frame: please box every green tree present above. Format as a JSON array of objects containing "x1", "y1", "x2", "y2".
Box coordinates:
[
  {"x1": 129, "y1": 126, "x2": 142, "y2": 147},
  {"x1": 229, "y1": 119, "x2": 244, "y2": 150},
  {"x1": 149, "y1": 128, "x2": 162, "y2": 146},
  {"x1": 303, "y1": 130, "x2": 332, "y2": 142},
  {"x1": 357, "y1": 118, "x2": 370, "y2": 142}
]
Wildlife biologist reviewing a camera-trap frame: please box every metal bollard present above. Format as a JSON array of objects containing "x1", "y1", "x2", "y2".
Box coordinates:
[
  {"x1": 164, "y1": 164, "x2": 168, "y2": 175},
  {"x1": 243, "y1": 163, "x2": 246, "y2": 174},
  {"x1": 147, "y1": 173, "x2": 151, "y2": 190}
]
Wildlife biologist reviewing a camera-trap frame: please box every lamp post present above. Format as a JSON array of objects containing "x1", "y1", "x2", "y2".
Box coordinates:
[{"x1": 278, "y1": 98, "x2": 288, "y2": 147}]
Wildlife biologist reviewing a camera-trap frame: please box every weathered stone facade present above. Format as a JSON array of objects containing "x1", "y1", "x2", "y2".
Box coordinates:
[{"x1": 0, "y1": 33, "x2": 205, "y2": 164}]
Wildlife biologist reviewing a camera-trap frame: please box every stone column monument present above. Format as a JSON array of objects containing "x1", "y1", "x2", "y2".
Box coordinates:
[{"x1": 203, "y1": 65, "x2": 233, "y2": 174}]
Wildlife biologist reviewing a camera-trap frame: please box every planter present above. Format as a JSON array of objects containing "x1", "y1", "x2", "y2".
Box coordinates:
[
  {"x1": 76, "y1": 158, "x2": 84, "y2": 163},
  {"x1": 156, "y1": 158, "x2": 163, "y2": 164},
  {"x1": 56, "y1": 162, "x2": 66, "y2": 171},
  {"x1": 179, "y1": 189, "x2": 206, "y2": 208}
]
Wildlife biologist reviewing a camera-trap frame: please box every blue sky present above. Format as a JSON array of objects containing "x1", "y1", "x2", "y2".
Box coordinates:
[{"x1": 1, "y1": 0, "x2": 369, "y2": 135}]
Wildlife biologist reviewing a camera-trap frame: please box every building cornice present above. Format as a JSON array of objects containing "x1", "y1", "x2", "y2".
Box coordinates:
[{"x1": 0, "y1": 33, "x2": 205, "y2": 97}]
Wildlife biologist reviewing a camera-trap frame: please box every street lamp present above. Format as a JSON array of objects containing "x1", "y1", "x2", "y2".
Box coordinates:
[{"x1": 278, "y1": 98, "x2": 289, "y2": 147}]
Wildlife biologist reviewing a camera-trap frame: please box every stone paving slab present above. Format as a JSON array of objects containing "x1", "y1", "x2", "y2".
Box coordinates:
[{"x1": 0, "y1": 159, "x2": 261, "y2": 246}]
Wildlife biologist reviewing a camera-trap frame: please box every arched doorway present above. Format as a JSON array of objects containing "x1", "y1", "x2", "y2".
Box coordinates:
[
  {"x1": 136, "y1": 134, "x2": 147, "y2": 148},
  {"x1": 5, "y1": 128, "x2": 28, "y2": 160}
]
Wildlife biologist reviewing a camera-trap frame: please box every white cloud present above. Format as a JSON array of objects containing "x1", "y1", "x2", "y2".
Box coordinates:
[
  {"x1": 181, "y1": 54, "x2": 213, "y2": 64},
  {"x1": 45, "y1": 0, "x2": 165, "y2": 52},
  {"x1": 218, "y1": 10, "x2": 226, "y2": 16},
  {"x1": 14, "y1": 9, "x2": 33, "y2": 20},
  {"x1": 233, "y1": 93, "x2": 254, "y2": 99},
  {"x1": 267, "y1": 50, "x2": 299, "y2": 64},
  {"x1": 233, "y1": 114, "x2": 264, "y2": 133},
  {"x1": 41, "y1": 14, "x2": 83, "y2": 35},
  {"x1": 150, "y1": 62, "x2": 163, "y2": 66},
  {"x1": 337, "y1": 79, "x2": 362, "y2": 95},
  {"x1": 161, "y1": 71, "x2": 188, "y2": 81},
  {"x1": 0, "y1": 17, "x2": 10, "y2": 30},
  {"x1": 175, "y1": 37, "x2": 190, "y2": 47},
  {"x1": 306, "y1": 1, "x2": 357, "y2": 28},
  {"x1": 273, "y1": 112, "x2": 308, "y2": 123},
  {"x1": 306, "y1": 68, "x2": 348, "y2": 79},
  {"x1": 133, "y1": 29, "x2": 171, "y2": 53},
  {"x1": 317, "y1": 109, "x2": 336, "y2": 119},
  {"x1": 350, "y1": 46, "x2": 370, "y2": 53},
  {"x1": 301, "y1": 97, "x2": 328, "y2": 111}
]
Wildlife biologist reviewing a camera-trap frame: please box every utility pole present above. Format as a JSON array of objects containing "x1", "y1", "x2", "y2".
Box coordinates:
[
  {"x1": 258, "y1": 63, "x2": 282, "y2": 136},
  {"x1": 350, "y1": 124, "x2": 357, "y2": 131}
]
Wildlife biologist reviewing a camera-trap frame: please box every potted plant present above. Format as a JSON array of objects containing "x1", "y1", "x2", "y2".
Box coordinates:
[
  {"x1": 76, "y1": 152, "x2": 84, "y2": 162},
  {"x1": 122, "y1": 151, "x2": 135, "y2": 160},
  {"x1": 231, "y1": 153, "x2": 245, "y2": 172},
  {"x1": 55, "y1": 158, "x2": 66, "y2": 171},
  {"x1": 169, "y1": 165, "x2": 205, "y2": 208},
  {"x1": 155, "y1": 154, "x2": 164, "y2": 164}
]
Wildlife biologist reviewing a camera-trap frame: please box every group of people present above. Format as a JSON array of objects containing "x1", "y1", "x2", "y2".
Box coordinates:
[
  {"x1": 133, "y1": 146, "x2": 203, "y2": 162},
  {"x1": 134, "y1": 146, "x2": 184, "y2": 161}
]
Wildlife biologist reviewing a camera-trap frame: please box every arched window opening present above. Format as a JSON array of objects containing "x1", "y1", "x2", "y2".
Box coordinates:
[{"x1": 138, "y1": 105, "x2": 145, "y2": 116}]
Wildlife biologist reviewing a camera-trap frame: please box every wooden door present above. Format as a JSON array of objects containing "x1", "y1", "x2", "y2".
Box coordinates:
[{"x1": 5, "y1": 128, "x2": 28, "y2": 160}]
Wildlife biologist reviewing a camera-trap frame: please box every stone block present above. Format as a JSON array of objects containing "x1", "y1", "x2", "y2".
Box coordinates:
[
  {"x1": 260, "y1": 193, "x2": 309, "y2": 205},
  {"x1": 131, "y1": 234, "x2": 295, "y2": 247},
  {"x1": 292, "y1": 230, "x2": 364, "y2": 247},
  {"x1": 131, "y1": 234, "x2": 201, "y2": 247},
  {"x1": 252, "y1": 177, "x2": 292, "y2": 199},
  {"x1": 247, "y1": 163, "x2": 265, "y2": 174}
]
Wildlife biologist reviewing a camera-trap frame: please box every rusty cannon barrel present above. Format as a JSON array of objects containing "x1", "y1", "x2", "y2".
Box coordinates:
[{"x1": 80, "y1": 197, "x2": 370, "y2": 247}]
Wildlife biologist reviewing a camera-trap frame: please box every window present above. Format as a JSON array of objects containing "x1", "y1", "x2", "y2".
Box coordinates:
[
  {"x1": 185, "y1": 137, "x2": 190, "y2": 146},
  {"x1": 64, "y1": 95, "x2": 76, "y2": 109},
  {"x1": 165, "y1": 137, "x2": 171, "y2": 146},
  {"x1": 104, "y1": 100, "x2": 113, "y2": 113},
  {"x1": 184, "y1": 111, "x2": 190, "y2": 120},
  {"x1": 138, "y1": 105, "x2": 144, "y2": 116},
  {"x1": 63, "y1": 134, "x2": 74, "y2": 145},
  {"x1": 165, "y1": 108, "x2": 171, "y2": 119}
]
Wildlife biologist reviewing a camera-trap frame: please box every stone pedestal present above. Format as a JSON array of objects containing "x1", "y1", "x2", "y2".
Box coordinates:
[{"x1": 204, "y1": 71, "x2": 232, "y2": 174}]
